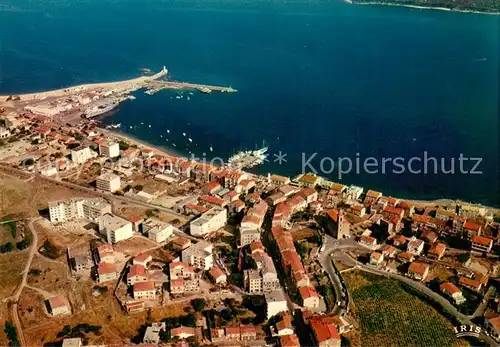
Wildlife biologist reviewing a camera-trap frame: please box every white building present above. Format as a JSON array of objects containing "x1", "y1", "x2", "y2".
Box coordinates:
[
  {"x1": 40, "y1": 166, "x2": 58, "y2": 177},
  {"x1": 71, "y1": 146, "x2": 97, "y2": 165},
  {"x1": 265, "y1": 289, "x2": 288, "y2": 320},
  {"x1": 0, "y1": 127, "x2": 10, "y2": 139},
  {"x1": 99, "y1": 213, "x2": 133, "y2": 244},
  {"x1": 99, "y1": 141, "x2": 120, "y2": 158},
  {"x1": 190, "y1": 206, "x2": 227, "y2": 237},
  {"x1": 48, "y1": 198, "x2": 111, "y2": 223},
  {"x1": 143, "y1": 322, "x2": 166, "y2": 345},
  {"x1": 144, "y1": 219, "x2": 174, "y2": 244},
  {"x1": 182, "y1": 241, "x2": 213, "y2": 270},
  {"x1": 25, "y1": 103, "x2": 72, "y2": 117},
  {"x1": 48, "y1": 295, "x2": 71, "y2": 316},
  {"x1": 96, "y1": 172, "x2": 121, "y2": 192},
  {"x1": 4, "y1": 115, "x2": 22, "y2": 130}
]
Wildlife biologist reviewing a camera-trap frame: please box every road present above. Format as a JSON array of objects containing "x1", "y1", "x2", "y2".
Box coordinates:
[
  {"x1": 10, "y1": 218, "x2": 40, "y2": 347},
  {"x1": 322, "y1": 240, "x2": 497, "y2": 346}
]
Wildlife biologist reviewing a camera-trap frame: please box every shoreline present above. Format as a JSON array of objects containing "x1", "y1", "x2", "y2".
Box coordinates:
[
  {"x1": 100, "y1": 125, "x2": 500, "y2": 213},
  {"x1": 0, "y1": 68, "x2": 167, "y2": 104},
  {"x1": 346, "y1": 0, "x2": 500, "y2": 15}
]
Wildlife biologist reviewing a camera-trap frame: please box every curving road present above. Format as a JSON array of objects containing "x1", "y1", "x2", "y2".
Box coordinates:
[{"x1": 321, "y1": 240, "x2": 497, "y2": 346}]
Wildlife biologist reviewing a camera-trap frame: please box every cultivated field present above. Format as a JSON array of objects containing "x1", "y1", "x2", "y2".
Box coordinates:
[{"x1": 344, "y1": 271, "x2": 468, "y2": 347}]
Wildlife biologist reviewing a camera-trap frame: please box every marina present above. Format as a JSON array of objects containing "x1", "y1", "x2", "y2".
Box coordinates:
[{"x1": 226, "y1": 146, "x2": 268, "y2": 169}]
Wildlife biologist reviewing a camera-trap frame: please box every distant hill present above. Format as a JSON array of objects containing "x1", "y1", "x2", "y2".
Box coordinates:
[{"x1": 351, "y1": 0, "x2": 500, "y2": 13}]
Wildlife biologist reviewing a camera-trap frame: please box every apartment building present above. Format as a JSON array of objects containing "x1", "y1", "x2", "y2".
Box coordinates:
[
  {"x1": 49, "y1": 197, "x2": 111, "y2": 223},
  {"x1": 71, "y1": 146, "x2": 96, "y2": 165},
  {"x1": 143, "y1": 219, "x2": 174, "y2": 244},
  {"x1": 98, "y1": 213, "x2": 133, "y2": 244},
  {"x1": 99, "y1": 141, "x2": 120, "y2": 158},
  {"x1": 190, "y1": 206, "x2": 227, "y2": 237},
  {"x1": 96, "y1": 172, "x2": 121, "y2": 193},
  {"x1": 182, "y1": 241, "x2": 214, "y2": 270}
]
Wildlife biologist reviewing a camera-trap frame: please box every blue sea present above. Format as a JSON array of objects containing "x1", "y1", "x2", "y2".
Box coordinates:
[{"x1": 1, "y1": 0, "x2": 499, "y2": 205}]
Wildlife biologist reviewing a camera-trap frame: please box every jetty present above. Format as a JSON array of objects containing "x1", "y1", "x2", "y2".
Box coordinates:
[{"x1": 145, "y1": 80, "x2": 237, "y2": 95}]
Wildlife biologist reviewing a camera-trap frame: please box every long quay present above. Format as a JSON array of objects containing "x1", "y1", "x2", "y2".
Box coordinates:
[{"x1": 146, "y1": 80, "x2": 237, "y2": 93}]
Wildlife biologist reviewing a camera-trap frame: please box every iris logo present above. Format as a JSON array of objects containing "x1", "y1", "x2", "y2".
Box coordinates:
[{"x1": 453, "y1": 325, "x2": 481, "y2": 338}]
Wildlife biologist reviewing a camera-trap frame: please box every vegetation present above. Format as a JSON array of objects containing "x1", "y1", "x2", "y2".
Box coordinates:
[
  {"x1": 352, "y1": 0, "x2": 500, "y2": 13},
  {"x1": 28, "y1": 269, "x2": 42, "y2": 276},
  {"x1": 4, "y1": 320, "x2": 20, "y2": 347},
  {"x1": 93, "y1": 285, "x2": 108, "y2": 294},
  {"x1": 57, "y1": 324, "x2": 102, "y2": 338},
  {"x1": 0, "y1": 242, "x2": 14, "y2": 253},
  {"x1": 40, "y1": 239, "x2": 62, "y2": 259},
  {"x1": 2, "y1": 217, "x2": 16, "y2": 238},
  {"x1": 191, "y1": 298, "x2": 206, "y2": 312},
  {"x1": 16, "y1": 239, "x2": 30, "y2": 250},
  {"x1": 344, "y1": 271, "x2": 463, "y2": 347}
]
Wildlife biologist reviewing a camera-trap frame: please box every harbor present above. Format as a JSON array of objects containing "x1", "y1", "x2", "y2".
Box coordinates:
[{"x1": 226, "y1": 147, "x2": 268, "y2": 169}]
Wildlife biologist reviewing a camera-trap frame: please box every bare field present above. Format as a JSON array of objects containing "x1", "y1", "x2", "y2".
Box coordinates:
[
  {"x1": 27, "y1": 255, "x2": 71, "y2": 293},
  {"x1": 0, "y1": 251, "x2": 29, "y2": 298},
  {"x1": 112, "y1": 235, "x2": 158, "y2": 257}
]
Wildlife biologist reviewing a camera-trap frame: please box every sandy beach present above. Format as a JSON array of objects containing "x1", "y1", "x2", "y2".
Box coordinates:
[
  {"x1": 348, "y1": 1, "x2": 499, "y2": 15},
  {"x1": 0, "y1": 67, "x2": 167, "y2": 104}
]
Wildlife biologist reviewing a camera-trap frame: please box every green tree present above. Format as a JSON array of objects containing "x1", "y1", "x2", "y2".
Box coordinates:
[
  {"x1": 16, "y1": 239, "x2": 30, "y2": 250},
  {"x1": 191, "y1": 298, "x2": 206, "y2": 312}
]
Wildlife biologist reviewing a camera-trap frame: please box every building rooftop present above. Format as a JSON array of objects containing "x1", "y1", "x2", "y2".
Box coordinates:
[{"x1": 100, "y1": 213, "x2": 130, "y2": 231}]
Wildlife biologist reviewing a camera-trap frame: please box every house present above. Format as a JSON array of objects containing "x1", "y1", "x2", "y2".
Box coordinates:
[
  {"x1": 397, "y1": 251, "x2": 415, "y2": 263},
  {"x1": 440, "y1": 282, "x2": 466, "y2": 305},
  {"x1": 240, "y1": 325, "x2": 257, "y2": 341},
  {"x1": 436, "y1": 208, "x2": 456, "y2": 221},
  {"x1": 420, "y1": 230, "x2": 439, "y2": 244},
  {"x1": 229, "y1": 200, "x2": 245, "y2": 214},
  {"x1": 209, "y1": 266, "x2": 227, "y2": 285},
  {"x1": 265, "y1": 289, "x2": 288, "y2": 319},
  {"x1": 171, "y1": 236, "x2": 191, "y2": 251},
  {"x1": 364, "y1": 190, "x2": 382, "y2": 205},
  {"x1": 358, "y1": 235, "x2": 377, "y2": 248},
  {"x1": 48, "y1": 295, "x2": 71, "y2": 316},
  {"x1": 471, "y1": 235, "x2": 493, "y2": 253},
  {"x1": 225, "y1": 326, "x2": 241, "y2": 340},
  {"x1": 275, "y1": 313, "x2": 294, "y2": 336},
  {"x1": 96, "y1": 243, "x2": 115, "y2": 264},
  {"x1": 484, "y1": 316, "x2": 500, "y2": 342},
  {"x1": 428, "y1": 243, "x2": 446, "y2": 260},
  {"x1": 127, "y1": 264, "x2": 148, "y2": 285},
  {"x1": 299, "y1": 286, "x2": 320, "y2": 310},
  {"x1": 370, "y1": 252, "x2": 384, "y2": 266},
  {"x1": 171, "y1": 326, "x2": 196, "y2": 340},
  {"x1": 210, "y1": 328, "x2": 226, "y2": 343},
  {"x1": 463, "y1": 220, "x2": 482, "y2": 237},
  {"x1": 351, "y1": 205, "x2": 366, "y2": 217},
  {"x1": 270, "y1": 174, "x2": 291, "y2": 185},
  {"x1": 297, "y1": 173, "x2": 321, "y2": 188},
  {"x1": 298, "y1": 188, "x2": 318, "y2": 204},
  {"x1": 169, "y1": 261, "x2": 195, "y2": 280},
  {"x1": 381, "y1": 245, "x2": 397, "y2": 258},
  {"x1": 459, "y1": 277, "x2": 483, "y2": 292},
  {"x1": 133, "y1": 253, "x2": 152, "y2": 267},
  {"x1": 204, "y1": 181, "x2": 222, "y2": 195},
  {"x1": 170, "y1": 279, "x2": 185, "y2": 295},
  {"x1": 325, "y1": 209, "x2": 350, "y2": 239},
  {"x1": 133, "y1": 281, "x2": 156, "y2": 300},
  {"x1": 407, "y1": 261, "x2": 430, "y2": 281},
  {"x1": 407, "y1": 238, "x2": 425, "y2": 255},
  {"x1": 392, "y1": 234, "x2": 407, "y2": 247},
  {"x1": 61, "y1": 338, "x2": 82, "y2": 347},
  {"x1": 97, "y1": 262, "x2": 118, "y2": 283},
  {"x1": 142, "y1": 322, "x2": 166, "y2": 345},
  {"x1": 279, "y1": 334, "x2": 300, "y2": 347},
  {"x1": 310, "y1": 318, "x2": 341, "y2": 347},
  {"x1": 182, "y1": 241, "x2": 214, "y2": 270}
]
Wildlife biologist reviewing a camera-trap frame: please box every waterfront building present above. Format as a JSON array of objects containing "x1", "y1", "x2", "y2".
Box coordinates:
[{"x1": 99, "y1": 141, "x2": 120, "y2": 158}]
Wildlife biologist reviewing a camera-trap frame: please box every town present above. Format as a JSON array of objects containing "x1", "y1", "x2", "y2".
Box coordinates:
[{"x1": 0, "y1": 95, "x2": 499, "y2": 347}]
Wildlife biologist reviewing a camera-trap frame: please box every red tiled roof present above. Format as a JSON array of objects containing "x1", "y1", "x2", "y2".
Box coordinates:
[
  {"x1": 128, "y1": 264, "x2": 146, "y2": 278},
  {"x1": 383, "y1": 206, "x2": 404, "y2": 216},
  {"x1": 299, "y1": 286, "x2": 319, "y2": 299},
  {"x1": 280, "y1": 334, "x2": 300, "y2": 347},
  {"x1": 250, "y1": 240, "x2": 264, "y2": 253},
  {"x1": 310, "y1": 319, "x2": 340, "y2": 343},
  {"x1": 429, "y1": 243, "x2": 446, "y2": 256},
  {"x1": 129, "y1": 215, "x2": 143, "y2": 223},
  {"x1": 459, "y1": 277, "x2": 482, "y2": 289},
  {"x1": 199, "y1": 194, "x2": 226, "y2": 206},
  {"x1": 209, "y1": 266, "x2": 225, "y2": 279},
  {"x1": 98, "y1": 262, "x2": 117, "y2": 275},
  {"x1": 472, "y1": 235, "x2": 493, "y2": 247},
  {"x1": 326, "y1": 209, "x2": 338, "y2": 223},
  {"x1": 49, "y1": 295, "x2": 68, "y2": 309},
  {"x1": 408, "y1": 261, "x2": 429, "y2": 275},
  {"x1": 464, "y1": 220, "x2": 482, "y2": 232},
  {"x1": 134, "y1": 252, "x2": 151, "y2": 263},
  {"x1": 133, "y1": 281, "x2": 155, "y2": 292},
  {"x1": 440, "y1": 282, "x2": 461, "y2": 295}
]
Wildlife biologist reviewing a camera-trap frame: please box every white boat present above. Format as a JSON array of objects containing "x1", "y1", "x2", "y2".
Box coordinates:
[
  {"x1": 167, "y1": 129, "x2": 170, "y2": 133},
  {"x1": 172, "y1": 143, "x2": 176, "y2": 147},
  {"x1": 148, "y1": 124, "x2": 152, "y2": 128},
  {"x1": 188, "y1": 138, "x2": 192, "y2": 142},
  {"x1": 187, "y1": 96, "x2": 190, "y2": 101},
  {"x1": 210, "y1": 146, "x2": 213, "y2": 152},
  {"x1": 84, "y1": 101, "x2": 119, "y2": 118},
  {"x1": 182, "y1": 132, "x2": 186, "y2": 136},
  {"x1": 105, "y1": 123, "x2": 121, "y2": 129}
]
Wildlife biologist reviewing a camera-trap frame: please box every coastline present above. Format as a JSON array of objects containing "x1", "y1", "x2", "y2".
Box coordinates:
[
  {"x1": 345, "y1": 0, "x2": 500, "y2": 15},
  {"x1": 100, "y1": 126, "x2": 500, "y2": 214}
]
